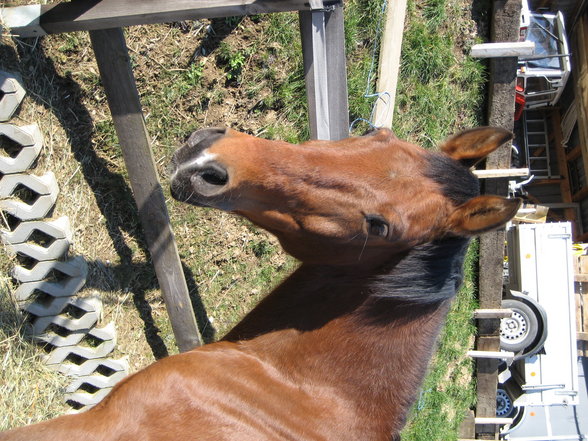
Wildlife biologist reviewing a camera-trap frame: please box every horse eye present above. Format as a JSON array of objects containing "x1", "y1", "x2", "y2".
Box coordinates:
[{"x1": 365, "y1": 215, "x2": 389, "y2": 238}]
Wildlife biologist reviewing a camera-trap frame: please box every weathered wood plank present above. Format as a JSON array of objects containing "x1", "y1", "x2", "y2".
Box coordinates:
[
  {"x1": 474, "y1": 309, "x2": 513, "y2": 319},
  {"x1": 476, "y1": 2, "x2": 522, "y2": 439},
  {"x1": 299, "y1": 3, "x2": 349, "y2": 141},
  {"x1": 458, "y1": 410, "x2": 476, "y2": 440},
  {"x1": 473, "y1": 168, "x2": 529, "y2": 178},
  {"x1": 571, "y1": 15, "x2": 588, "y2": 184},
  {"x1": 372, "y1": 0, "x2": 407, "y2": 128},
  {"x1": 549, "y1": 108, "x2": 578, "y2": 236},
  {"x1": 89, "y1": 28, "x2": 202, "y2": 352},
  {"x1": 470, "y1": 41, "x2": 534, "y2": 58},
  {"x1": 2, "y1": 0, "x2": 334, "y2": 37}
]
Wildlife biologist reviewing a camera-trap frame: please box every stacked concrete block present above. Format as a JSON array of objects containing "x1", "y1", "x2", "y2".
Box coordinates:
[
  {"x1": 0, "y1": 71, "x2": 128, "y2": 411},
  {"x1": 2, "y1": 217, "x2": 73, "y2": 264},
  {"x1": 0, "y1": 71, "x2": 26, "y2": 122},
  {"x1": 0, "y1": 123, "x2": 43, "y2": 173}
]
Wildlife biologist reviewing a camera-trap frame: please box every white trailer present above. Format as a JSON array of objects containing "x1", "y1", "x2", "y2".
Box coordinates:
[{"x1": 498, "y1": 222, "x2": 586, "y2": 439}]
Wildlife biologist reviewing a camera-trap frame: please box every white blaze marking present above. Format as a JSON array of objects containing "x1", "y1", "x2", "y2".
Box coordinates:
[
  {"x1": 193, "y1": 151, "x2": 218, "y2": 167},
  {"x1": 172, "y1": 151, "x2": 218, "y2": 182}
]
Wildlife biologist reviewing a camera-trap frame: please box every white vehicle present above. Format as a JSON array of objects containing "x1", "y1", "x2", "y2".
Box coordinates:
[
  {"x1": 498, "y1": 223, "x2": 586, "y2": 439},
  {"x1": 517, "y1": 10, "x2": 571, "y2": 109}
]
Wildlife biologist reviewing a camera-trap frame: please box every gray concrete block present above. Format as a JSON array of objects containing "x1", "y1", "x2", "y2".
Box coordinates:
[
  {"x1": 0, "y1": 124, "x2": 43, "y2": 174},
  {"x1": 26, "y1": 296, "x2": 102, "y2": 336},
  {"x1": 0, "y1": 71, "x2": 26, "y2": 122},
  {"x1": 43, "y1": 324, "x2": 117, "y2": 365},
  {"x1": 0, "y1": 172, "x2": 59, "y2": 198},
  {"x1": 37, "y1": 329, "x2": 93, "y2": 348},
  {"x1": 14, "y1": 266, "x2": 86, "y2": 301},
  {"x1": 0, "y1": 172, "x2": 59, "y2": 221},
  {"x1": 64, "y1": 387, "x2": 113, "y2": 409},
  {"x1": 1, "y1": 216, "x2": 71, "y2": 245},
  {"x1": 65, "y1": 368, "x2": 128, "y2": 393},
  {"x1": 6, "y1": 237, "x2": 70, "y2": 262},
  {"x1": 22, "y1": 293, "x2": 71, "y2": 318},
  {"x1": 11, "y1": 245, "x2": 81, "y2": 281},
  {"x1": 54, "y1": 356, "x2": 128, "y2": 378}
]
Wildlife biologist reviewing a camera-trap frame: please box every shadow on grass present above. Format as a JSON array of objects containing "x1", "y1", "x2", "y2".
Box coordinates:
[{"x1": 0, "y1": 39, "x2": 215, "y2": 357}]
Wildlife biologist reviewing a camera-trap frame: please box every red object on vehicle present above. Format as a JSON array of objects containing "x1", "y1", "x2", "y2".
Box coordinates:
[{"x1": 515, "y1": 85, "x2": 525, "y2": 121}]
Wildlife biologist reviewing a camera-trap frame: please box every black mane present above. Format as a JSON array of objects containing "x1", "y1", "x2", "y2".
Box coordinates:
[{"x1": 369, "y1": 235, "x2": 470, "y2": 305}]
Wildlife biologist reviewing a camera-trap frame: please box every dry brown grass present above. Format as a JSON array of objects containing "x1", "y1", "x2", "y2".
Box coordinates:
[
  {"x1": 1, "y1": 15, "x2": 297, "y2": 426},
  {"x1": 0, "y1": 277, "x2": 68, "y2": 431}
]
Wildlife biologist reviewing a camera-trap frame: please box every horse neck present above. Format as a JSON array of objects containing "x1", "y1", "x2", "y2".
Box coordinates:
[
  {"x1": 225, "y1": 236, "x2": 470, "y2": 435},
  {"x1": 226, "y1": 235, "x2": 469, "y2": 340}
]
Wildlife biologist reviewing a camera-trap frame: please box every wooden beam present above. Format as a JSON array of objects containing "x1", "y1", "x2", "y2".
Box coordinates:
[
  {"x1": 89, "y1": 28, "x2": 202, "y2": 353},
  {"x1": 532, "y1": 178, "x2": 564, "y2": 185},
  {"x1": 571, "y1": 16, "x2": 588, "y2": 187},
  {"x1": 468, "y1": 350, "x2": 515, "y2": 361},
  {"x1": 372, "y1": 0, "x2": 407, "y2": 129},
  {"x1": 473, "y1": 168, "x2": 529, "y2": 178},
  {"x1": 474, "y1": 335, "x2": 502, "y2": 438},
  {"x1": 474, "y1": 309, "x2": 513, "y2": 319},
  {"x1": 549, "y1": 109, "x2": 578, "y2": 235},
  {"x1": 566, "y1": 145, "x2": 582, "y2": 162},
  {"x1": 470, "y1": 41, "x2": 534, "y2": 58},
  {"x1": 299, "y1": 3, "x2": 349, "y2": 141},
  {"x1": 573, "y1": 185, "x2": 588, "y2": 202},
  {"x1": 1, "y1": 0, "x2": 329, "y2": 37},
  {"x1": 476, "y1": 1, "x2": 521, "y2": 439}
]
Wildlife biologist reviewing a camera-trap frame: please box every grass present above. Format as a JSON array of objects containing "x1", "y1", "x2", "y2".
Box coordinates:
[
  {"x1": 0, "y1": 0, "x2": 488, "y2": 437},
  {"x1": 393, "y1": 0, "x2": 486, "y2": 148},
  {"x1": 0, "y1": 277, "x2": 68, "y2": 431}
]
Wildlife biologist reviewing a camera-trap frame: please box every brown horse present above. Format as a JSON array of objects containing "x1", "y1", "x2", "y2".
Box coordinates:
[{"x1": 1, "y1": 127, "x2": 519, "y2": 441}]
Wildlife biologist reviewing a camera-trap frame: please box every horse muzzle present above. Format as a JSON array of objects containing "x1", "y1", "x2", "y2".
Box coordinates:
[{"x1": 170, "y1": 127, "x2": 231, "y2": 205}]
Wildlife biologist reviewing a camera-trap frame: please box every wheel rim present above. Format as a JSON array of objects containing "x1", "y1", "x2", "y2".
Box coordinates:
[
  {"x1": 500, "y1": 310, "x2": 528, "y2": 344},
  {"x1": 496, "y1": 389, "x2": 513, "y2": 417}
]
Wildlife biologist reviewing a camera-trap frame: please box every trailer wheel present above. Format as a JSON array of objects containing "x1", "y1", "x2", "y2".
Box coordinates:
[
  {"x1": 496, "y1": 385, "x2": 527, "y2": 434},
  {"x1": 496, "y1": 388, "x2": 515, "y2": 418},
  {"x1": 500, "y1": 299, "x2": 539, "y2": 352}
]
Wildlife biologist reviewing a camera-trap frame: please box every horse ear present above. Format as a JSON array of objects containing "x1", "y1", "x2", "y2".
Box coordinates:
[
  {"x1": 440, "y1": 127, "x2": 512, "y2": 165},
  {"x1": 448, "y1": 196, "x2": 522, "y2": 235}
]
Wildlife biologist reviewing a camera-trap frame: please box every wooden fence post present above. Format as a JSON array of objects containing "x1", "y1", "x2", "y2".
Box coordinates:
[
  {"x1": 372, "y1": 0, "x2": 407, "y2": 129},
  {"x1": 89, "y1": 28, "x2": 202, "y2": 352},
  {"x1": 299, "y1": 1, "x2": 349, "y2": 140},
  {"x1": 476, "y1": 0, "x2": 522, "y2": 438}
]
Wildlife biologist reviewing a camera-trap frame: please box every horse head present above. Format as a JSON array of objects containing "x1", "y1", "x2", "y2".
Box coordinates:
[{"x1": 170, "y1": 127, "x2": 520, "y2": 265}]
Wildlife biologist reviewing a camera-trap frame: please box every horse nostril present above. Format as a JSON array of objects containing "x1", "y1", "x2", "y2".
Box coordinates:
[{"x1": 194, "y1": 163, "x2": 229, "y2": 188}]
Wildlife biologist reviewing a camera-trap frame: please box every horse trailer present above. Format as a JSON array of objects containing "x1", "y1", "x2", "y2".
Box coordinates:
[{"x1": 499, "y1": 222, "x2": 587, "y2": 440}]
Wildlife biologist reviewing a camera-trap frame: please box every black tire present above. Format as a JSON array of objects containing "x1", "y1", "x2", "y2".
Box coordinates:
[
  {"x1": 500, "y1": 299, "x2": 539, "y2": 352},
  {"x1": 496, "y1": 388, "x2": 516, "y2": 418}
]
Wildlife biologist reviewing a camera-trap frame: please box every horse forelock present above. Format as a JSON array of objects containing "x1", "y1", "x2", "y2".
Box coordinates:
[{"x1": 425, "y1": 153, "x2": 480, "y2": 205}]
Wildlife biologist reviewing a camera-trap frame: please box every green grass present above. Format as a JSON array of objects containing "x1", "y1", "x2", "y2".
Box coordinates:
[{"x1": 394, "y1": 0, "x2": 487, "y2": 147}]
